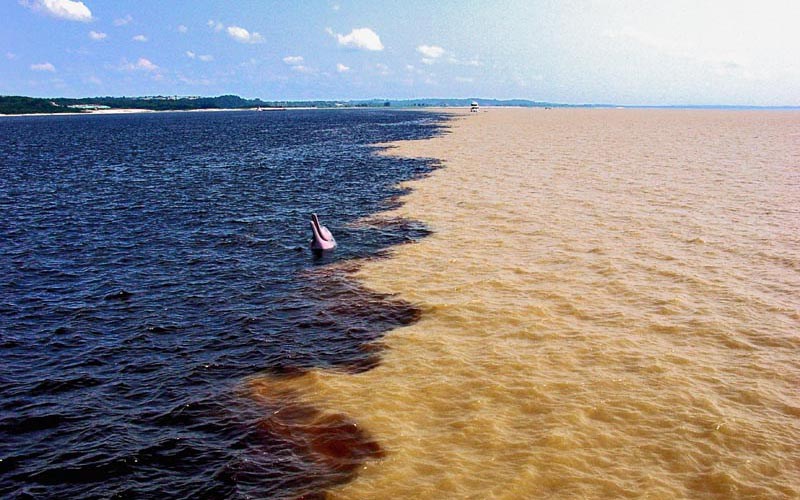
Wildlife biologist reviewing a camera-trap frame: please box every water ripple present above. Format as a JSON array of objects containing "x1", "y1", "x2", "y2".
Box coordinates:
[{"x1": 0, "y1": 109, "x2": 448, "y2": 498}]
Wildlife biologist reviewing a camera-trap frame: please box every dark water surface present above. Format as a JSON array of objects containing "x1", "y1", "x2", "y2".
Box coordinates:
[{"x1": 0, "y1": 109, "x2": 446, "y2": 498}]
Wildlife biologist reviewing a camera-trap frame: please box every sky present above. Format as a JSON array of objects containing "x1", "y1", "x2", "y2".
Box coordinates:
[{"x1": 2, "y1": 0, "x2": 799, "y2": 105}]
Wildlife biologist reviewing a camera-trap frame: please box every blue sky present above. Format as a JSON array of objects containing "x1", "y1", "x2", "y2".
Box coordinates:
[{"x1": 2, "y1": 0, "x2": 799, "y2": 105}]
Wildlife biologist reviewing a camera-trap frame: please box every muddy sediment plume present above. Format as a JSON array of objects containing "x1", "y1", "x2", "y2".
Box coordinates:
[
  {"x1": 255, "y1": 108, "x2": 800, "y2": 498},
  {"x1": 261, "y1": 238, "x2": 426, "y2": 378},
  {"x1": 241, "y1": 224, "x2": 430, "y2": 497},
  {"x1": 231, "y1": 157, "x2": 447, "y2": 497},
  {"x1": 247, "y1": 377, "x2": 385, "y2": 493}
]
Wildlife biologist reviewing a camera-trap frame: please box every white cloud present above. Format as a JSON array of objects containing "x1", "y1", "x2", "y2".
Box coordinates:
[
  {"x1": 21, "y1": 0, "x2": 92, "y2": 22},
  {"x1": 86, "y1": 75, "x2": 101, "y2": 85},
  {"x1": 455, "y1": 76, "x2": 474, "y2": 83},
  {"x1": 209, "y1": 20, "x2": 265, "y2": 45},
  {"x1": 113, "y1": 14, "x2": 132, "y2": 26},
  {"x1": 30, "y1": 62, "x2": 56, "y2": 72},
  {"x1": 187, "y1": 52, "x2": 213, "y2": 62},
  {"x1": 226, "y1": 25, "x2": 264, "y2": 44},
  {"x1": 89, "y1": 30, "x2": 106, "y2": 40},
  {"x1": 177, "y1": 24, "x2": 188, "y2": 34},
  {"x1": 136, "y1": 58, "x2": 157, "y2": 71},
  {"x1": 283, "y1": 55, "x2": 313, "y2": 74},
  {"x1": 121, "y1": 57, "x2": 158, "y2": 72},
  {"x1": 415, "y1": 45, "x2": 480, "y2": 67},
  {"x1": 6, "y1": 52, "x2": 18, "y2": 60},
  {"x1": 417, "y1": 45, "x2": 482, "y2": 70},
  {"x1": 417, "y1": 44, "x2": 445, "y2": 59},
  {"x1": 327, "y1": 27, "x2": 383, "y2": 51},
  {"x1": 283, "y1": 55, "x2": 304, "y2": 65},
  {"x1": 336, "y1": 63, "x2": 349, "y2": 73},
  {"x1": 132, "y1": 34, "x2": 147, "y2": 42}
]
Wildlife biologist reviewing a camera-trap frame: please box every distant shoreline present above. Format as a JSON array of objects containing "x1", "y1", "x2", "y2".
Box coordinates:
[
  {"x1": 3, "y1": 104, "x2": 799, "y2": 118},
  {"x1": 3, "y1": 94, "x2": 798, "y2": 117}
]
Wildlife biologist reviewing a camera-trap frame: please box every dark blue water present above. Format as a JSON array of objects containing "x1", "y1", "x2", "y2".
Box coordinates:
[{"x1": 0, "y1": 109, "x2": 446, "y2": 498}]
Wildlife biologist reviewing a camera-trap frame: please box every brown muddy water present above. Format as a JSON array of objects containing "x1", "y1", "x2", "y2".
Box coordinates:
[{"x1": 249, "y1": 108, "x2": 800, "y2": 498}]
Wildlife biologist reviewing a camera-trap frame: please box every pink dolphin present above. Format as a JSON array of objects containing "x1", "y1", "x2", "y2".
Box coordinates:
[{"x1": 310, "y1": 213, "x2": 337, "y2": 251}]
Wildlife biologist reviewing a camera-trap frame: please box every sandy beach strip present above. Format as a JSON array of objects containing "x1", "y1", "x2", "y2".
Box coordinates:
[
  {"x1": 0, "y1": 108, "x2": 156, "y2": 117},
  {"x1": 0, "y1": 107, "x2": 300, "y2": 117},
  {"x1": 0, "y1": 106, "x2": 419, "y2": 118}
]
